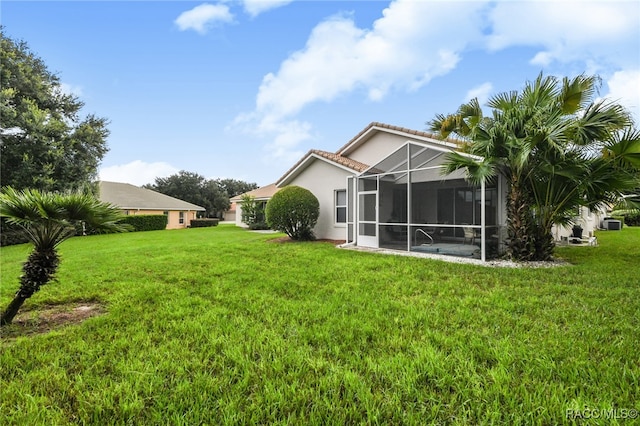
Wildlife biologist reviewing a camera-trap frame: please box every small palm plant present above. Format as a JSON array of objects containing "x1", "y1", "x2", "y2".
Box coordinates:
[{"x1": 0, "y1": 187, "x2": 129, "y2": 326}]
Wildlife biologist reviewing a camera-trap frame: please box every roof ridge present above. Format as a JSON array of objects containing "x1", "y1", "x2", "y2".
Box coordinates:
[{"x1": 335, "y1": 121, "x2": 459, "y2": 154}]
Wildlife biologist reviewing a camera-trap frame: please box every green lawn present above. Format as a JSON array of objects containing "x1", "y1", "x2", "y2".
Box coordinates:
[{"x1": 1, "y1": 225, "x2": 639, "y2": 425}]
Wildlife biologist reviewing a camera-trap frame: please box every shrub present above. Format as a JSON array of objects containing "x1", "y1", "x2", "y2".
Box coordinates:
[
  {"x1": 240, "y1": 194, "x2": 266, "y2": 227},
  {"x1": 0, "y1": 218, "x2": 29, "y2": 246},
  {"x1": 241, "y1": 194, "x2": 258, "y2": 225},
  {"x1": 190, "y1": 219, "x2": 219, "y2": 228},
  {"x1": 625, "y1": 211, "x2": 640, "y2": 226},
  {"x1": 265, "y1": 186, "x2": 319, "y2": 241},
  {"x1": 120, "y1": 215, "x2": 167, "y2": 232},
  {"x1": 611, "y1": 210, "x2": 640, "y2": 227}
]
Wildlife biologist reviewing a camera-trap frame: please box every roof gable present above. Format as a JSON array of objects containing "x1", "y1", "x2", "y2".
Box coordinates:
[
  {"x1": 336, "y1": 122, "x2": 461, "y2": 157},
  {"x1": 276, "y1": 149, "x2": 370, "y2": 187},
  {"x1": 98, "y1": 181, "x2": 205, "y2": 211}
]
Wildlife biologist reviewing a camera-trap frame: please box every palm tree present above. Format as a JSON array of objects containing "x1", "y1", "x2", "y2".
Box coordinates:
[
  {"x1": 0, "y1": 187, "x2": 129, "y2": 326},
  {"x1": 429, "y1": 73, "x2": 639, "y2": 261}
]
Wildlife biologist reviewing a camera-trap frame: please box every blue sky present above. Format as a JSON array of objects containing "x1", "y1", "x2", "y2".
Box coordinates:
[{"x1": 3, "y1": 1, "x2": 639, "y2": 187}]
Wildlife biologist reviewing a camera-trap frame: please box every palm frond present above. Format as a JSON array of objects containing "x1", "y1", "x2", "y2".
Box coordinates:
[
  {"x1": 522, "y1": 73, "x2": 559, "y2": 110},
  {"x1": 573, "y1": 100, "x2": 631, "y2": 145},
  {"x1": 441, "y1": 152, "x2": 495, "y2": 186},
  {"x1": 0, "y1": 187, "x2": 49, "y2": 224},
  {"x1": 1, "y1": 187, "x2": 129, "y2": 249},
  {"x1": 602, "y1": 127, "x2": 640, "y2": 169},
  {"x1": 612, "y1": 194, "x2": 640, "y2": 212},
  {"x1": 427, "y1": 113, "x2": 459, "y2": 139},
  {"x1": 486, "y1": 90, "x2": 518, "y2": 111},
  {"x1": 559, "y1": 74, "x2": 599, "y2": 114}
]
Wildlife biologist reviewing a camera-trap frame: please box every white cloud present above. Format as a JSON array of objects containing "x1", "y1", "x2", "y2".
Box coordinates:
[
  {"x1": 262, "y1": 119, "x2": 311, "y2": 163},
  {"x1": 242, "y1": 0, "x2": 293, "y2": 17},
  {"x1": 487, "y1": 2, "x2": 639, "y2": 70},
  {"x1": 175, "y1": 3, "x2": 233, "y2": 34},
  {"x1": 230, "y1": 112, "x2": 310, "y2": 163},
  {"x1": 235, "y1": 0, "x2": 639, "y2": 162},
  {"x1": 235, "y1": 0, "x2": 487, "y2": 157},
  {"x1": 59, "y1": 82, "x2": 83, "y2": 97},
  {"x1": 99, "y1": 160, "x2": 179, "y2": 186},
  {"x1": 464, "y1": 82, "x2": 493, "y2": 104},
  {"x1": 604, "y1": 70, "x2": 640, "y2": 124},
  {"x1": 255, "y1": 1, "x2": 486, "y2": 122}
]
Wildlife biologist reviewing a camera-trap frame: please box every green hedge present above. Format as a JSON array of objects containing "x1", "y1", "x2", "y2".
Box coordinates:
[
  {"x1": 620, "y1": 212, "x2": 640, "y2": 227},
  {"x1": 0, "y1": 215, "x2": 164, "y2": 246},
  {"x1": 120, "y1": 215, "x2": 167, "y2": 232},
  {"x1": 190, "y1": 219, "x2": 219, "y2": 228}
]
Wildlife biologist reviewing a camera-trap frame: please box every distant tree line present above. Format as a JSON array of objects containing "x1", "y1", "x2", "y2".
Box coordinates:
[{"x1": 144, "y1": 171, "x2": 257, "y2": 218}]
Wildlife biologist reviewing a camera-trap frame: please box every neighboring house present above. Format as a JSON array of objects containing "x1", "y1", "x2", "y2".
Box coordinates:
[
  {"x1": 553, "y1": 205, "x2": 607, "y2": 242},
  {"x1": 231, "y1": 183, "x2": 280, "y2": 228},
  {"x1": 239, "y1": 122, "x2": 603, "y2": 260},
  {"x1": 98, "y1": 181, "x2": 205, "y2": 230},
  {"x1": 223, "y1": 202, "x2": 237, "y2": 223}
]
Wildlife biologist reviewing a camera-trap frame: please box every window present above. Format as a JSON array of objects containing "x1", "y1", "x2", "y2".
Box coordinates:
[
  {"x1": 335, "y1": 190, "x2": 347, "y2": 223},
  {"x1": 179, "y1": 211, "x2": 185, "y2": 224}
]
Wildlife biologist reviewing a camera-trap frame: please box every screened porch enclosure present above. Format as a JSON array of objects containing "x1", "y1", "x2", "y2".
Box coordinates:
[{"x1": 346, "y1": 142, "x2": 504, "y2": 261}]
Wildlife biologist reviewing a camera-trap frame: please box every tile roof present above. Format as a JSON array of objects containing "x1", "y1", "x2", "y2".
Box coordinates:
[
  {"x1": 276, "y1": 149, "x2": 370, "y2": 186},
  {"x1": 336, "y1": 121, "x2": 461, "y2": 155},
  {"x1": 99, "y1": 181, "x2": 205, "y2": 211},
  {"x1": 309, "y1": 149, "x2": 370, "y2": 173},
  {"x1": 230, "y1": 183, "x2": 280, "y2": 202}
]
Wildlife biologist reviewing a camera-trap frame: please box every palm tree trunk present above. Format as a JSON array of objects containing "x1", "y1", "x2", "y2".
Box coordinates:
[
  {"x1": 0, "y1": 295, "x2": 28, "y2": 326},
  {"x1": 0, "y1": 248, "x2": 59, "y2": 326},
  {"x1": 506, "y1": 176, "x2": 537, "y2": 261},
  {"x1": 533, "y1": 224, "x2": 556, "y2": 261}
]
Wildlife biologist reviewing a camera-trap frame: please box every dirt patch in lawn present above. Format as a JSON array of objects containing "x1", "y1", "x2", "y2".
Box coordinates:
[{"x1": 1, "y1": 301, "x2": 106, "y2": 341}]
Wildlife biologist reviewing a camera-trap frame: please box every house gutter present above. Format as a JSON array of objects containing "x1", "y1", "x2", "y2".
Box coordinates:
[{"x1": 481, "y1": 178, "x2": 486, "y2": 262}]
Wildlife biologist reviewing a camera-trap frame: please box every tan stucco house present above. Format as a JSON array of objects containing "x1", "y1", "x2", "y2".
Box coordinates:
[
  {"x1": 236, "y1": 122, "x2": 605, "y2": 260},
  {"x1": 98, "y1": 181, "x2": 205, "y2": 229}
]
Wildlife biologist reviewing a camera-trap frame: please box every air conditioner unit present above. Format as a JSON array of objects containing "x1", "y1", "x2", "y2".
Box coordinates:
[{"x1": 602, "y1": 218, "x2": 622, "y2": 230}]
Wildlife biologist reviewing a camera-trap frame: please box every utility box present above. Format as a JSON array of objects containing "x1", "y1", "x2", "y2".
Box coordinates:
[{"x1": 601, "y1": 218, "x2": 622, "y2": 230}]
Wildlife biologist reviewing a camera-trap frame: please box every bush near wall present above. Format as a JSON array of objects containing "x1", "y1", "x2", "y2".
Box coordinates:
[
  {"x1": 265, "y1": 186, "x2": 319, "y2": 241},
  {"x1": 190, "y1": 219, "x2": 219, "y2": 228},
  {"x1": 120, "y1": 215, "x2": 167, "y2": 232},
  {"x1": 0, "y1": 219, "x2": 29, "y2": 247}
]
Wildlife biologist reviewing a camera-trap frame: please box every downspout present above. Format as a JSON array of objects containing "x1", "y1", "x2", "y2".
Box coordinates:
[{"x1": 481, "y1": 178, "x2": 486, "y2": 262}]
